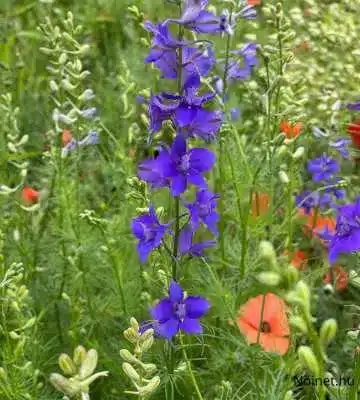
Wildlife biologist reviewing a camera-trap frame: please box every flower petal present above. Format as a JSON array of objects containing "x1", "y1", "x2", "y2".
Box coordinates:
[{"x1": 185, "y1": 296, "x2": 210, "y2": 318}]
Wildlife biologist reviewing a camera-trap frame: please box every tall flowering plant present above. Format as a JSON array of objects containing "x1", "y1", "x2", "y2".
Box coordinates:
[{"x1": 130, "y1": 1, "x2": 256, "y2": 396}]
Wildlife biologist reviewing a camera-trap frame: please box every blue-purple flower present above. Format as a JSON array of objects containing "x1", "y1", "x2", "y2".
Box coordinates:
[
  {"x1": 226, "y1": 43, "x2": 258, "y2": 82},
  {"x1": 348, "y1": 101, "x2": 360, "y2": 111},
  {"x1": 329, "y1": 197, "x2": 360, "y2": 264},
  {"x1": 131, "y1": 206, "x2": 169, "y2": 263},
  {"x1": 150, "y1": 280, "x2": 210, "y2": 339},
  {"x1": 148, "y1": 88, "x2": 223, "y2": 142},
  {"x1": 138, "y1": 135, "x2": 215, "y2": 196},
  {"x1": 179, "y1": 226, "x2": 216, "y2": 257},
  {"x1": 329, "y1": 138, "x2": 351, "y2": 159},
  {"x1": 307, "y1": 154, "x2": 340, "y2": 182},
  {"x1": 185, "y1": 189, "x2": 219, "y2": 235}
]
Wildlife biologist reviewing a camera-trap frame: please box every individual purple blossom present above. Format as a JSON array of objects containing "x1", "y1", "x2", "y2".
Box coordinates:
[
  {"x1": 150, "y1": 280, "x2": 210, "y2": 339},
  {"x1": 185, "y1": 189, "x2": 219, "y2": 235},
  {"x1": 148, "y1": 88, "x2": 223, "y2": 142},
  {"x1": 131, "y1": 206, "x2": 169, "y2": 263},
  {"x1": 179, "y1": 226, "x2": 216, "y2": 257},
  {"x1": 307, "y1": 154, "x2": 340, "y2": 182},
  {"x1": 329, "y1": 197, "x2": 360, "y2": 264},
  {"x1": 138, "y1": 135, "x2": 215, "y2": 196},
  {"x1": 347, "y1": 101, "x2": 360, "y2": 111},
  {"x1": 61, "y1": 130, "x2": 100, "y2": 158},
  {"x1": 231, "y1": 108, "x2": 240, "y2": 121},
  {"x1": 295, "y1": 190, "x2": 330, "y2": 214},
  {"x1": 329, "y1": 138, "x2": 351, "y2": 159},
  {"x1": 81, "y1": 107, "x2": 98, "y2": 120},
  {"x1": 225, "y1": 43, "x2": 258, "y2": 82}
]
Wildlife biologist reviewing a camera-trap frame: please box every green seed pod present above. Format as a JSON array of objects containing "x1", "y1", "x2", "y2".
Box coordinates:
[
  {"x1": 59, "y1": 353, "x2": 77, "y2": 376},
  {"x1": 257, "y1": 272, "x2": 281, "y2": 287},
  {"x1": 140, "y1": 336, "x2": 154, "y2": 352},
  {"x1": 289, "y1": 316, "x2": 308, "y2": 334},
  {"x1": 298, "y1": 346, "x2": 320, "y2": 377}
]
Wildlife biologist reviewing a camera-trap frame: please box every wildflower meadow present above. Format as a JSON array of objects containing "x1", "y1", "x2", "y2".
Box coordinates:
[{"x1": 2, "y1": 0, "x2": 360, "y2": 399}]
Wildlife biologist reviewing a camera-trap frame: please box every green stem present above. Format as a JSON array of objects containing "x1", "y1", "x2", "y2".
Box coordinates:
[
  {"x1": 179, "y1": 334, "x2": 204, "y2": 400},
  {"x1": 256, "y1": 294, "x2": 266, "y2": 344}
]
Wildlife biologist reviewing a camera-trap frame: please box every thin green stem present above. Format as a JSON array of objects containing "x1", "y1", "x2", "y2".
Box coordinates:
[
  {"x1": 179, "y1": 334, "x2": 204, "y2": 400},
  {"x1": 256, "y1": 294, "x2": 266, "y2": 344}
]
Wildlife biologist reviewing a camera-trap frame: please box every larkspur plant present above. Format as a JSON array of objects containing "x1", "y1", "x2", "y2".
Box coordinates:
[{"x1": 5, "y1": 1, "x2": 360, "y2": 400}]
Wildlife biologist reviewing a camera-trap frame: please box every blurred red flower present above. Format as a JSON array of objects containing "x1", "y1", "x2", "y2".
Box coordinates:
[
  {"x1": 280, "y1": 121, "x2": 303, "y2": 140},
  {"x1": 284, "y1": 249, "x2": 308, "y2": 271},
  {"x1": 323, "y1": 265, "x2": 348, "y2": 292},
  {"x1": 62, "y1": 129, "x2": 73, "y2": 146},
  {"x1": 22, "y1": 187, "x2": 40, "y2": 205}
]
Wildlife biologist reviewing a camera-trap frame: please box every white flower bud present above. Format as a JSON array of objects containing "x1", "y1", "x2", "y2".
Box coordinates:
[
  {"x1": 292, "y1": 146, "x2": 305, "y2": 160},
  {"x1": 279, "y1": 170, "x2": 289, "y2": 184}
]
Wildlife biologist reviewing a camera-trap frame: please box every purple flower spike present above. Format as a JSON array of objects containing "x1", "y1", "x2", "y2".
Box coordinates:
[
  {"x1": 185, "y1": 189, "x2": 219, "y2": 235},
  {"x1": 179, "y1": 226, "x2": 216, "y2": 257},
  {"x1": 150, "y1": 280, "x2": 210, "y2": 340},
  {"x1": 131, "y1": 206, "x2": 169, "y2": 263},
  {"x1": 347, "y1": 101, "x2": 360, "y2": 111},
  {"x1": 329, "y1": 197, "x2": 360, "y2": 264},
  {"x1": 307, "y1": 154, "x2": 340, "y2": 182}
]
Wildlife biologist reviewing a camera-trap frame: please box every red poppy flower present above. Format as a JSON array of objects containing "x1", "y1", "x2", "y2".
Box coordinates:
[
  {"x1": 298, "y1": 208, "x2": 336, "y2": 245},
  {"x1": 323, "y1": 265, "x2": 348, "y2": 292},
  {"x1": 283, "y1": 249, "x2": 308, "y2": 271},
  {"x1": 237, "y1": 293, "x2": 290, "y2": 355},
  {"x1": 347, "y1": 120, "x2": 360, "y2": 149},
  {"x1": 251, "y1": 192, "x2": 269, "y2": 217},
  {"x1": 22, "y1": 187, "x2": 40, "y2": 205},
  {"x1": 62, "y1": 129, "x2": 73, "y2": 146},
  {"x1": 248, "y1": 0, "x2": 260, "y2": 5},
  {"x1": 280, "y1": 121, "x2": 303, "y2": 141}
]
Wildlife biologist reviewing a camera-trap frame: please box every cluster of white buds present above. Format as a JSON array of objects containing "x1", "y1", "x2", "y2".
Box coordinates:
[
  {"x1": 38, "y1": 11, "x2": 100, "y2": 152},
  {"x1": 120, "y1": 318, "x2": 160, "y2": 398},
  {"x1": 50, "y1": 345, "x2": 108, "y2": 399},
  {"x1": 0, "y1": 93, "x2": 29, "y2": 195}
]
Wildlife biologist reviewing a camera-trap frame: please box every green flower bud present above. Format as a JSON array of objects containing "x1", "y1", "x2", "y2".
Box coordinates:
[
  {"x1": 124, "y1": 327, "x2": 139, "y2": 343},
  {"x1": 140, "y1": 336, "x2": 154, "y2": 352},
  {"x1": 289, "y1": 316, "x2": 308, "y2": 334},
  {"x1": 320, "y1": 319, "x2": 337, "y2": 347},
  {"x1": 139, "y1": 328, "x2": 154, "y2": 343},
  {"x1": 298, "y1": 346, "x2": 320, "y2": 377},
  {"x1": 49, "y1": 373, "x2": 80, "y2": 395},
  {"x1": 137, "y1": 376, "x2": 160, "y2": 396},
  {"x1": 130, "y1": 318, "x2": 139, "y2": 332},
  {"x1": 123, "y1": 362, "x2": 141, "y2": 383},
  {"x1": 119, "y1": 349, "x2": 138, "y2": 364},
  {"x1": 0, "y1": 367, "x2": 6, "y2": 380},
  {"x1": 73, "y1": 345, "x2": 87, "y2": 367},
  {"x1": 9, "y1": 331, "x2": 21, "y2": 340},
  {"x1": 257, "y1": 272, "x2": 281, "y2": 286},
  {"x1": 142, "y1": 363, "x2": 157, "y2": 376},
  {"x1": 59, "y1": 353, "x2": 77, "y2": 376},
  {"x1": 79, "y1": 349, "x2": 98, "y2": 379},
  {"x1": 284, "y1": 390, "x2": 294, "y2": 400},
  {"x1": 259, "y1": 241, "x2": 277, "y2": 265}
]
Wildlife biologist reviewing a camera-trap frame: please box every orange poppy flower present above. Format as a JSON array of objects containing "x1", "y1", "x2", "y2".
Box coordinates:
[
  {"x1": 323, "y1": 265, "x2": 348, "y2": 292},
  {"x1": 22, "y1": 187, "x2": 40, "y2": 205},
  {"x1": 237, "y1": 293, "x2": 290, "y2": 355},
  {"x1": 62, "y1": 129, "x2": 73, "y2": 146},
  {"x1": 283, "y1": 249, "x2": 308, "y2": 271},
  {"x1": 251, "y1": 192, "x2": 269, "y2": 217},
  {"x1": 280, "y1": 121, "x2": 303, "y2": 141},
  {"x1": 248, "y1": 0, "x2": 260, "y2": 5},
  {"x1": 298, "y1": 208, "x2": 336, "y2": 245}
]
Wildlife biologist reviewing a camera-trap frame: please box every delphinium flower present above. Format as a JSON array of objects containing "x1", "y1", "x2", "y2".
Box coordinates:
[
  {"x1": 307, "y1": 154, "x2": 340, "y2": 183},
  {"x1": 179, "y1": 226, "x2": 216, "y2": 257},
  {"x1": 329, "y1": 138, "x2": 351, "y2": 159},
  {"x1": 150, "y1": 280, "x2": 210, "y2": 339},
  {"x1": 328, "y1": 197, "x2": 360, "y2": 264},
  {"x1": 61, "y1": 130, "x2": 100, "y2": 158},
  {"x1": 132, "y1": 206, "x2": 170, "y2": 263}
]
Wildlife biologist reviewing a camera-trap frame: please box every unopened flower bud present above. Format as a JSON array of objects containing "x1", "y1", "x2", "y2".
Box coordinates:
[
  {"x1": 292, "y1": 147, "x2": 305, "y2": 160},
  {"x1": 298, "y1": 346, "x2": 320, "y2": 377},
  {"x1": 279, "y1": 170, "x2": 289, "y2": 184},
  {"x1": 142, "y1": 363, "x2": 157, "y2": 375},
  {"x1": 289, "y1": 316, "x2": 308, "y2": 334},
  {"x1": 122, "y1": 362, "x2": 140, "y2": 383},
  {"x1": 257, "y1": 272, "x2": 281, "y2": 286},
  {"x1": 137, "y1": 376, "x2": 161, "y2": 396},
  {"x1": 124, "y1": 327, "x2": 139, "y2": 344},
  {"x1": 59, "y1": 354, "x2": 77, "y2": 376},
  {"x1": 119, "y1": 349, "x2": 138, "y2": 364},
  {"x1": 140, "y1": 336, "x2": 154, "y2": 352},
  {"x1": 320, "y1": 319, "x2": 337, "y2": 347},
  {"x1": 79, "y1": 349, "x2": 98, "y2": 379},
  {"x1": 49, "y1": 373, "x2": 80, "y2": 396}
]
